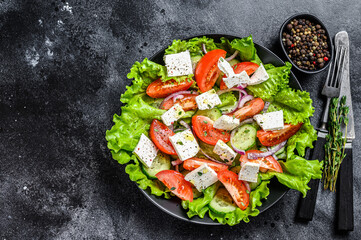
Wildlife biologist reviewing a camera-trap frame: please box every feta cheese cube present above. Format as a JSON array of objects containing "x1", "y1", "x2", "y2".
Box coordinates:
[
  {"x1": 133, "y1": 134, "x2": 158, "y2": 167},
  {"x1": 161, "y1": 104, "x2": 185, "y2": 126},
  {"x1": 164, "y1": 51, "x2": 193, "y2": 77},
  {"x1": 195, "y1": 89, "x2": 222, "y2": 110},
  {"x1": 184, "y1": 163, "x2": 218, "y2": 191},
  {"x1": 238, "y1": 162, "x2": 260, "y2": 182},
  {"x1": 249, "y1": 64, "x2": 269, "y2": 85},
  {"x1": 213, "y1": 140, "x2": 237, "y2": 163},
  {"x1": 169, "y1": 129, "x2": 199, "y2": 161},
  {"x1": 253, "y1": 110, "x2": 284, "y2": 131},
  {"x1": 213, "y1": 115, "x2": 240, "y2": 131},
  {"x1": 218, "y1": 57, "x2": 250, "y2": 88},
  {"x1": 223, "y1": 70, "x2": 250, "y2": 88}
]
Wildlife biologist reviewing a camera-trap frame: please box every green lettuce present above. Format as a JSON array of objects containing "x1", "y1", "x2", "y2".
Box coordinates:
[
  {"x1": 286, "y1": 119, "x2": 317, "y2": 158},
  {"x1": 260, "y1": 156, "x2": 323, "y2": 197},
  {"x1": 165, "y1": 36, "x2": 218, "y2": 57},
  {"x1": 218, "y1": 92, "x2": 237, "y2": 108},
  {"x1": 247, "y1": 62, "x2": 292, "y2": 100},
  {"x1": 216, "y1": 35, "x2": 262, "y2": 64},
  {"x1": 267, "y1": 87, "x2": 314, "y2": 124},
  {"x1": 208, "y1": 181, "x2": 270, "y2": 225}
]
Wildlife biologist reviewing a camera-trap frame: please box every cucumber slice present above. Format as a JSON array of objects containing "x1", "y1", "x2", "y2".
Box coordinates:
[
  {"x1": 141, "y1": 152, "x2": 171, "y2": 179},
  {"x1": 209, "y1": 188, "x2": 237, "y2": 214},
  {"x1": 231, "y1": 124, "x2": 257, "y2": 151},
  {"x1": 194, "y1": 108, "x2": 222, "y2": 121},
  {"x1": 181, "y1": 170, "x2": 203, "y2": 198},
  {"x1": 249, "y1": 175, "x2": 261, "y2": 190}
]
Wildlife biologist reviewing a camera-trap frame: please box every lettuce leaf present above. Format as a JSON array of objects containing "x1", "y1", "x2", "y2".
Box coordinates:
[
  {"x1": 286, "y1": 119, "x2": 317, "y2": 158},
  {"x1": 125, "y1": 154, "x2": 171, "y2": 198},
  {"x1": 246, "y1": 62, "x2": 292, "y2": 100},
  {"x1": 216, "y1": 35, "x2": 262, "y2": 64},
  {"x1": 267, "y1": 87, "x2": 314, "y2": 124},
  {"x1": 260, "y1": 156, "x2": 323, "y2": 197},
  {"x1": 165, "y1": 36, "x2": 218, "y2": 57},
  {"x1": 218, "y1": 91, "x2": 237, "y2": 108},
  {"x1": 181, "y1": 183, "x2": 219, "y2": 218},
  {"x1": 208, "y1": 180, "x2": 270, "y2": 225}
]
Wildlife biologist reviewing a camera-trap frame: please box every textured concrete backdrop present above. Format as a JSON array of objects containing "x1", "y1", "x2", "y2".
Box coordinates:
[{"x1": 0, "y1": 0, "x2": 360, "y2": 239}]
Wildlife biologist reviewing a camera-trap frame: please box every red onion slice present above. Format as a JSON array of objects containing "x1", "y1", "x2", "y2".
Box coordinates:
[
  {"x1": 225, "y1": 50, "x2": 239, "y2": 62},
  {"x1": 175, "y1": 165, "x2": 179, "y2": 172},
  {"x1": 171, "y1": 159, "x2": 183, "y2": 166},
  {"x1": 179, "y1": 120, "x2": 191, "y2": 130},
  {"x1": 216, "y1": 88, "x2": 247, "y2": 96},
  {"x1": 239, "y1": 118, "x2": 255, "y2": 126},
  {"x1": 159, "y1": 91, "x2": 198, "y2": 109},
  {"x1": 202, "y1": 43, "x2": 207, "y2": 54},
  {"x1": 267, "y1": 147, "x2": 278, "y2": 160},
  {"x1": 238, "y1": 95, "x2": 254, "y2": 109},
  {"x1": 200, "y1": 149, "x2": 230, "y2": 166},
  {"x1": 263, "y1": 101, "x2": 271, "y2": 113},
  {"x1": 174, "y1": 127, "x2": 186, "y2": 133},
  {"x1": 248, "y1": 141, "x2": 287, "y2": 159},
  {"x1": 173, "y1": 95, "x2": 184, "y2": 103}
]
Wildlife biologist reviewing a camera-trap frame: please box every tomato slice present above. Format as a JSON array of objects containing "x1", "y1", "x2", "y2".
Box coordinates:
[
  {"x1": 217, "y1": 170, "x2": 249, "y2": 210},
  {"x1": 257, "y1": 123, "x2": 303, "y2": 147},
  {"x1": 156, "y1": 170, "x2": 193, "y2": 201},
  {"x1": 220, "y1": 62, "x2": 259, "y2": 90},
  {"x1": 149, "y1": 119, "x2": 176, "y2": 155},
  {"x1": 240, "y1": 150, "x2": 283, "y2": 173},
  {"x1": 146, "y1": 78, "x2": 194, "y2": 98},
  {"x1": 183, "y1": 158, "x2": 228, "y2": 173},
  {"x1": 195, "y1": 49, "x2": 227, "y2": 92},
  {"x1": 192, "y1": 115, "x2": 230, "y2": 145},
  {"x1": 228, "y1": 98, "x2": 264, "y2": 122},
  {"x1": 160, "y1": 93, "x2": 198, "y2": 111}
]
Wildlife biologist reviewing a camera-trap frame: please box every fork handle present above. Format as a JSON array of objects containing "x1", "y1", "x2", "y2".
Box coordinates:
[{"x1": 320, "y1": 98, "x2": 331, "y2": 131}]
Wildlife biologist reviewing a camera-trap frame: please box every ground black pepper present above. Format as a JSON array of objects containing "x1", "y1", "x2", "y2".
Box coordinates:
[{"x1": 282, "y1": 18, "x2": 331, "y2": 71}]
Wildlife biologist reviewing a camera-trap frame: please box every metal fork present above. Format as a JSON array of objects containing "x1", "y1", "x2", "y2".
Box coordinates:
[
  {"x1": 319, "y1": 46, "x2": 348, "y2": 131},
  {"x1": 296, "y1": 43, "x2": 348, "y2": 221}
]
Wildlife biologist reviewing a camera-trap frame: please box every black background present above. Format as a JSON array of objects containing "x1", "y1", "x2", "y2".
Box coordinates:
[{"x1": 1, "y1": 0, "x2": 360, "y2": 239}]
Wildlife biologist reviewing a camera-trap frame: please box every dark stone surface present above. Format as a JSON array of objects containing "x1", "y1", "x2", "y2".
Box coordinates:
[{"x1": 0, "y1": 0, "x2": 360, "y2": 239}]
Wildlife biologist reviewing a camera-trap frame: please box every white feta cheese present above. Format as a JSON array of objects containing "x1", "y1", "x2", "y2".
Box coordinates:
[
  {"x1": 213, "y1": 140, "x2": 237, "y2": 164},
  {"x1": 213, "y1": 115, "x2": 240, "y2": 131},
  {"x1": 238, "y1": 162, "x2": 260, "y2": 182},
  {"x1": 169, "y1": 129, "x2": 199, "y2": 161},
  {"x1": 253, "y1": 110, "x2": 284, "y2": 131},
  {"x1": 161, "y1": 103, "x2": 185, "y2": 126},
  {"x1": 195, "y1": 89, "x2": 222, "y2": 110},
  {"x1": 164, "y1": 51, "x2": 193, "y2": 77},
  {"x1": 133, "y1": 134, "x2": 158, "y2": 168},
  {"x1": 184, "y1": 163, "x2": 218, "y2": 191},
  {"x1": 248, "y1": 64, "x2": 269, "y2": 85},
  {"x1": 218, "y1": 57, "x2": 250, "y2": 88}
]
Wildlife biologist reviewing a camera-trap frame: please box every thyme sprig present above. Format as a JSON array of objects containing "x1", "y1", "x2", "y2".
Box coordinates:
[{"x1": 322, "y1": 96, "x2": 349, "y2": 191}]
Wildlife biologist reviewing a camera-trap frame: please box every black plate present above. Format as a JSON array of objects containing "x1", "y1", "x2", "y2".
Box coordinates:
[{"x1": 137, "y1": 34, "x2": 300, "y2": 225}]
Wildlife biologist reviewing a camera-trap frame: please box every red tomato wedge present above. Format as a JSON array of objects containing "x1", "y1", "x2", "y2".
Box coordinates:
[
  {"x1": 217, "y1": 170, "x2": 249, "y2": 210},
  {"x1": 228, "y1": 98, "x2": 264, "y2": 122},
  {"x1": 240, "y1": 150, "x2": 283, "y2": 173},
  {"x1": 160, "y1": 93, "x2": 198, "y2": 111},
  {"x1": 146, "y1": 78, "x2": 194, "y2": 98},
  {"x1": 149, "y1": 119, "x2": 176, "y2": 155},
  {"x1": 195, "y1": 49, "x2": 227, "y2": 92},
  {"x1": 192, "y1": 115, "x2": 230, "y2": 145},
  {"x1": 220, "y1": 62, "x2": 259, "y2": 90},
  {"x1": 183, "y1": 158, "x2": 228, "y2": 173},
  {"x1": 156, "y1": 170, "x2": 193, "y2": 201},
  {"x1": 257, "y1": 123, "x2": 303, "y2": 147}
]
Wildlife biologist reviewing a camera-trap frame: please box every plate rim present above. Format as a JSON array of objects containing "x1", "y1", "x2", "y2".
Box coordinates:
[{"x1": 135, "y1": 33, "x2": 302, "y2": 225}]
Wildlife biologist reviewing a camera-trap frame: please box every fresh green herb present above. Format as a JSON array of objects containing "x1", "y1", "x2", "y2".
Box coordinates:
[
  {"x1": 246, "y1": 190, "x2": 250, "y2": 194},
  {"x1": 170, "y1": 187, "x2": 176, "y2": 190},
  {"x1": 204, "y1": 131, "x2": 208, "y2": 136},
  {"x1": 234, "y1": 64, "x2": 238, "y2": 69},
  {"x1": 177, "y1": 141, "x2": 184, "y2": 145},
  {"x1": 197, "y1": 172, "x2": 203, "y2": 176},
  {"x1": 203, "y1": 120, "x2": 208, "y2": 124},
  {"x1": 154, "y1": 129, "x2": 159, "y2": 132},
  {"x1": 222, "y1": 132, "x2": 225, "y2": 135},
  {"x1": 323, "y1": 96, "x2": 349, "y2": 191},
  {"x1": 241, "y1": 202, "x2": 245, "y2": 206},
  {"x1": 178, "y1": 111, "x2": 182, "y2": 115},
  {"x1": 207, "y1": 104, "x2": 212, "y2": 109},
  {"x1": 187, "y1": 79, "x2": 191, "y2": 82}
]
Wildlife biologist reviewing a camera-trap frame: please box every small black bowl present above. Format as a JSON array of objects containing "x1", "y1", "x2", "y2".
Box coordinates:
[{"x1": 279, "y1": 13, "x2": 333, "y2": 74}]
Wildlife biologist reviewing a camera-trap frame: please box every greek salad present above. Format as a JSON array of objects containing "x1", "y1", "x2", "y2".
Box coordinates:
[{"x1": 106, "y1": 35, "x2": 323, "y2": 225}]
